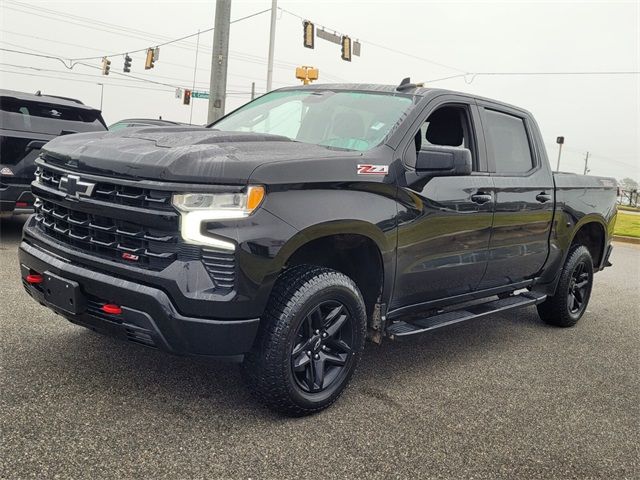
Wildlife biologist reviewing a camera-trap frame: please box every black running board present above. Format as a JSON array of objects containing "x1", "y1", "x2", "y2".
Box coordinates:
[{"x1": 386, "y1": 291, "x2": 547, "y2": 338}]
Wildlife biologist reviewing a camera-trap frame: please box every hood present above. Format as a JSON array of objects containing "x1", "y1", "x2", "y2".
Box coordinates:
[{"x1": 40, "y1": 126, "x2": 355, "y2": 184}]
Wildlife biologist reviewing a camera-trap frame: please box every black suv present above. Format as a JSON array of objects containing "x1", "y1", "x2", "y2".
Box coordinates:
[
  {"x1": 0, "y1": 90, "x2": 106, "y2": 216},
  {"x1": 19, "y1": 83, "x2": 616, "y2": 415}
]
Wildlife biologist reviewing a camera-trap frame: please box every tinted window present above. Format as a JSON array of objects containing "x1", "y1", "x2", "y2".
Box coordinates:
[
  {"x1": 406, "y1": 105, "x2": 477, "y2": 170},
  {"x1": 0, "y1": 97, "x2": 99, "y2": 122},
  {"x1": 484, "y1": 109, "x2": 533, "y2": 173}
]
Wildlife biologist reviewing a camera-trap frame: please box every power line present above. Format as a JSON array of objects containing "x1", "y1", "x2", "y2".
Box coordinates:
[
  {"x1": 544, "y1": 143, "x2": 639, "y2": 170},
  {"x1": 0, "y1": 68, "x2": 260, "y2": 97},
  {"x1": 280, "y1": 7, "x2": 640, "y2": 81},
  {"x1": 0, "y1": 30, "x2": 293, "y2": 87},
  {"x1": 70, "y1": 8, "x2": 272, "y2": 62},
  {"x1": 0, "y1": 68, "x2": 175, "y2": 92},
  {"x1": 0, "y1": 62, "x2": 256, "y2": 92},
  {"x1": 278, "y1": 7, "x2": 468, "y2": 74},
  {"x1": 1, "y1": 5, "x2": 271, "y2": 67},
  {"x1": 1, "y1": 7, "x2": 346, "y2": 81},
  {"x1": 425, "y1": 71, "x2": 640, "y2": 85}
]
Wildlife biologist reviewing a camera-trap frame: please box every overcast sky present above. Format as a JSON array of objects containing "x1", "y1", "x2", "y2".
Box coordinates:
[{"x1": 1, "y1": 0, "x2": 638, "y2": 180}]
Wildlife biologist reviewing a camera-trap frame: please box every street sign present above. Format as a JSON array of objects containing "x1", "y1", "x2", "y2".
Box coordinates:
[{"x1": 191, "y1": 91, "x2": 209, "y2": 99}]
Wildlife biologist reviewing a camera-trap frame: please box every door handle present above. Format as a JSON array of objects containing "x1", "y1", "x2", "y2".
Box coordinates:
[
  {"x1": 470, "y1": 193, "x2": 493, "y2": 204},
  {"x1": 536, "y1": 192, "x2": 552, "y2": 203}
]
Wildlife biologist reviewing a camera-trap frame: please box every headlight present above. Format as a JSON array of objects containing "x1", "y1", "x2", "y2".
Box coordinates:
[{"x1": 172, "y1": 186, "x2": 265, "y2": 251}]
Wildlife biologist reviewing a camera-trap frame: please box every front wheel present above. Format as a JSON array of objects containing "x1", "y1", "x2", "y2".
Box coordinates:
[
  {"x1": 537, "y1": 245, "x2": 594, "y2": 327},
  {"x1": 242, "y1": 265, "x2": 367, "y2": 415}
]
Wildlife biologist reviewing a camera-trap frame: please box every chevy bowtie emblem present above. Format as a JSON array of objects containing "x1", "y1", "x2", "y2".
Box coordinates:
[{"x1": 59, "y1": 174, "x2": 96, "y2": 199}]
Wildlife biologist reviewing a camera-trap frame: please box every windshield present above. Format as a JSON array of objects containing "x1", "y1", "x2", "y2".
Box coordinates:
[{"x1": 212, "y1": 90, "x2": 415, "y2": 151}]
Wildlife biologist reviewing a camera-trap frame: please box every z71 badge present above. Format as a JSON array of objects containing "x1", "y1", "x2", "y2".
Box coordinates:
[{"x1": 357, "y1": 164, "x2": 389, "y2": 175}]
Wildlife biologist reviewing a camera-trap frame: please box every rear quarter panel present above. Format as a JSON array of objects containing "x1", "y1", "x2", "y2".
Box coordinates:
[{"x1": 539, "y1": 173, "x2": 617, "y2": 287}]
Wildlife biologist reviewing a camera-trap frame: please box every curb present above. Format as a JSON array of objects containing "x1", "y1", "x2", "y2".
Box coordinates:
[{"x1": 613, "y1": 235, "x2": 640, "y2": 245}]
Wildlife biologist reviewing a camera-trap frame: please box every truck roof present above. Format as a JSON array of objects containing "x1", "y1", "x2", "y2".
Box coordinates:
[
  {"x1": 276, "y1": 83, "x2": 527, "y2": 114},
  {"x1": 0, "y1": 89, "x2": 100, "y2": 112}
]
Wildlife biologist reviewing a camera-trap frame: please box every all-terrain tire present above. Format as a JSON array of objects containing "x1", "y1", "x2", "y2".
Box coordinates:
[
  {"x1": 537, "y1": 245, "x2": 594, "y2": 327},
  {"x1": 242, "y1": 265, "x2": 367, "y2": 416}
]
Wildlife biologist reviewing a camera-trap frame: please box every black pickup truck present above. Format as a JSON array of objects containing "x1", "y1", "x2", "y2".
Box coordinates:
[
  {"x1": 19, "y1": 82, "x2": 617, "y2": 415},
  {"x1": 0, "y1": 89, "x2": 107, "y2": 216}
]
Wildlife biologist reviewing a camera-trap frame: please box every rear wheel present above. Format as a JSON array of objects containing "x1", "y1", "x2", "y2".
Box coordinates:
[
  {"x1": 537, "y1": 245, "x2": 594, "y2": 327},
  {"x1": 242, "y1": 265, "x2": 367, "y2": 415}
]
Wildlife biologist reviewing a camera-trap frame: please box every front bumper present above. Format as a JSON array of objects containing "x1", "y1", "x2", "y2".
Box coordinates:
[{"x1": 19, "y1": 240, "x2": 260, "y2": 358}]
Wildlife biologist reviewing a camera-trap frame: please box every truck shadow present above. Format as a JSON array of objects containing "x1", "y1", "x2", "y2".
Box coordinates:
[{"x1": 15, "y1": 306, "x2": 547, "y2": 420}]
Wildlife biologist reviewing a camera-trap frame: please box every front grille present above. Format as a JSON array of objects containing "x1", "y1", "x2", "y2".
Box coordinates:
[
  {"x1": 31, "y1": 162, "x2": 237, "y2": 291},
  {"x1": 35, "y1": 198, "x2": 179, "y2": 270},
  {"x1": 37, "y1": 166, "x2": 173, "y2": 210}
]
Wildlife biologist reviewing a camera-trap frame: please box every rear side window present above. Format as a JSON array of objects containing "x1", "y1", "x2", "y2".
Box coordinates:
[{"x1": 484, "y1": 109, "x2": 534, "y2": 174}]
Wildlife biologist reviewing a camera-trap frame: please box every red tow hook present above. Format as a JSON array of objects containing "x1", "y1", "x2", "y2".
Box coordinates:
[
  {"x1": 101, "y1": 304, "x2": 122, "y2": 315},
  {"x1": 26, "y1": 274, "x2": 44, "y2": 284}
]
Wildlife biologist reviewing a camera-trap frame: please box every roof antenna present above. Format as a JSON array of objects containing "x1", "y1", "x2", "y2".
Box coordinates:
[
  {"x1": 396, "y1": 77, "x2": 420, "y2": 91},
  {"x1": 35, "y1": 90, "x2": 42, "y2": 96}
]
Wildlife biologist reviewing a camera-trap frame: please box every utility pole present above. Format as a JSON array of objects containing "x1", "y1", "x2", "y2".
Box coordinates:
[
  {"x1": 190, "y1": 30, "x2": 200, "y2": 125},
  {"x1": 208, "y1": 0, "x2": 231, "y2": 123},
  {"x1": 266, "y1": 0, "x2": 277, "y2": 92},
  {"x1": 250, "y1": 82, "x2": 256, "y2": 100},
  {"x1": 97, "y1": 83, "x2": 104, "y2": 110},
  {"x1": 583, "y1": 151, "x2": 590, "y2": 175}
]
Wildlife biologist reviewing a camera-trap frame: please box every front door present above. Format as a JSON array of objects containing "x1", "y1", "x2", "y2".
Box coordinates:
[{"x1": 391, "y1": 99, "x2": 494, "y2": 311}]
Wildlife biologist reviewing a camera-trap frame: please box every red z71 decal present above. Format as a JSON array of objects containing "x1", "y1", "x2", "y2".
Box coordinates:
[{"x1": 357, "y1": 164, "x2": 389, "y2": 175}]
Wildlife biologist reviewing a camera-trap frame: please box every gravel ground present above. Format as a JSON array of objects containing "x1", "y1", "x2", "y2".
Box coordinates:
[{"x1": 1, "y1": 215, "x2": 639, "y2": 479}]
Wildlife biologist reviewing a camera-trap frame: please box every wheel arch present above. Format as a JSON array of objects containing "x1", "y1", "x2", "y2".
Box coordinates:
[
  {"x1": 568, "y1": 216, "x2": 608, "y2": 269},
  {"x1": 273, "y1": 220, "x2": 393, "y2": 322}
]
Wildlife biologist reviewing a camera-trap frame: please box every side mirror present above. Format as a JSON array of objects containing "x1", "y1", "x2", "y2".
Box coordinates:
[
  {"x1": 416, "y1": 145, "x2": 472, "y2": 176},
  {"x1": 25, "y1": 140, "x2": 47, "y2": 152}
]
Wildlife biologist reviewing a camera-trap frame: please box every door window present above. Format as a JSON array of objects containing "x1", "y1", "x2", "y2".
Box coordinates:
[
  {"x1": 484, "y1": 109, "x2": 534, "y2": 174},
  {"x1": 406, "y1": 105, "x2": 477, "y2": 170}
]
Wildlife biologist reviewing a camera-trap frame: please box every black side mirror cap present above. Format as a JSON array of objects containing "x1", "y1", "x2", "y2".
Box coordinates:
[
  {"x1": 25, "y1": 140, "x2": 47, "y2": 152},
  {"x1": 416, "y1": 146, "x2": 472, "y2": 176}
]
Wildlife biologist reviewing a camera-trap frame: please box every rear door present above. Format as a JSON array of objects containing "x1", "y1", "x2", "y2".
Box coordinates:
[
  {"x1": 392, "y1": 95, "x2": 495, "y2": 310},
  {"x1": 477, "y1": 102, "x2": 554, "y2": 288}
]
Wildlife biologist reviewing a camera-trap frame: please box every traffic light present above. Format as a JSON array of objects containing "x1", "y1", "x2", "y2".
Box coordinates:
[
  {"x1": 303, "y1": 20, "x2": 314, "y2": 49},
  {"x1": 145, "y1": 48, "x2": 155, "y2": 69},
  {"x1": 101, "y1": 56, "x2": 111, "y2": 75},
  {"x1": 341, "y1": 36, "x2": 351, "y2": 62},
  {"x1": 183, "y1": 89, "x2": 191, "y2": 105},
  {"x1": 123, "y1": 54, "x2": 132, "y2": 73}
]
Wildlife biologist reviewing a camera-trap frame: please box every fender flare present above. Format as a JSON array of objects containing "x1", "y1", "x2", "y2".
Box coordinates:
[{"x1": 270, "y1": 219, "x2": 395, "y2": 302}]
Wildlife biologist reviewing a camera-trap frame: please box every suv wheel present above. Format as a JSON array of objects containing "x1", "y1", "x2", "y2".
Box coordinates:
[
  {"x1": 242, "y1": 265, "x2": 367, "y2": 415},
  {"x1": 537, "y1": 245, "x2": 594, "y2": 327}
]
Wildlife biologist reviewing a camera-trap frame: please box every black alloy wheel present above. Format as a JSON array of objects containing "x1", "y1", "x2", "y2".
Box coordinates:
[
  {"x1": 537, "y1": 245, "x2": 594, "y2": 327},
  {"x1": 242, "y1": 265, "x2": 367, "y2": 415},
  {"x1": 291, "y1": 300, "x2": 354, "y2": 393},
  {"x1": 567, "y1": 260, "x2": 591, "y2": 315}
]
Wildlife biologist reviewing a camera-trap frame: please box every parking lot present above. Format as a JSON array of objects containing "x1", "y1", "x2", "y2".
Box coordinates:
[{"x1": 1, "y1": 215, "x2": 638, "y2": 479}]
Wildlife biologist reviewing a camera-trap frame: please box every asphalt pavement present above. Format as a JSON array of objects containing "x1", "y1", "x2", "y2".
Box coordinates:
[{"x1": 1, "y1": 215, "x2": 638, "y2": 479}]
